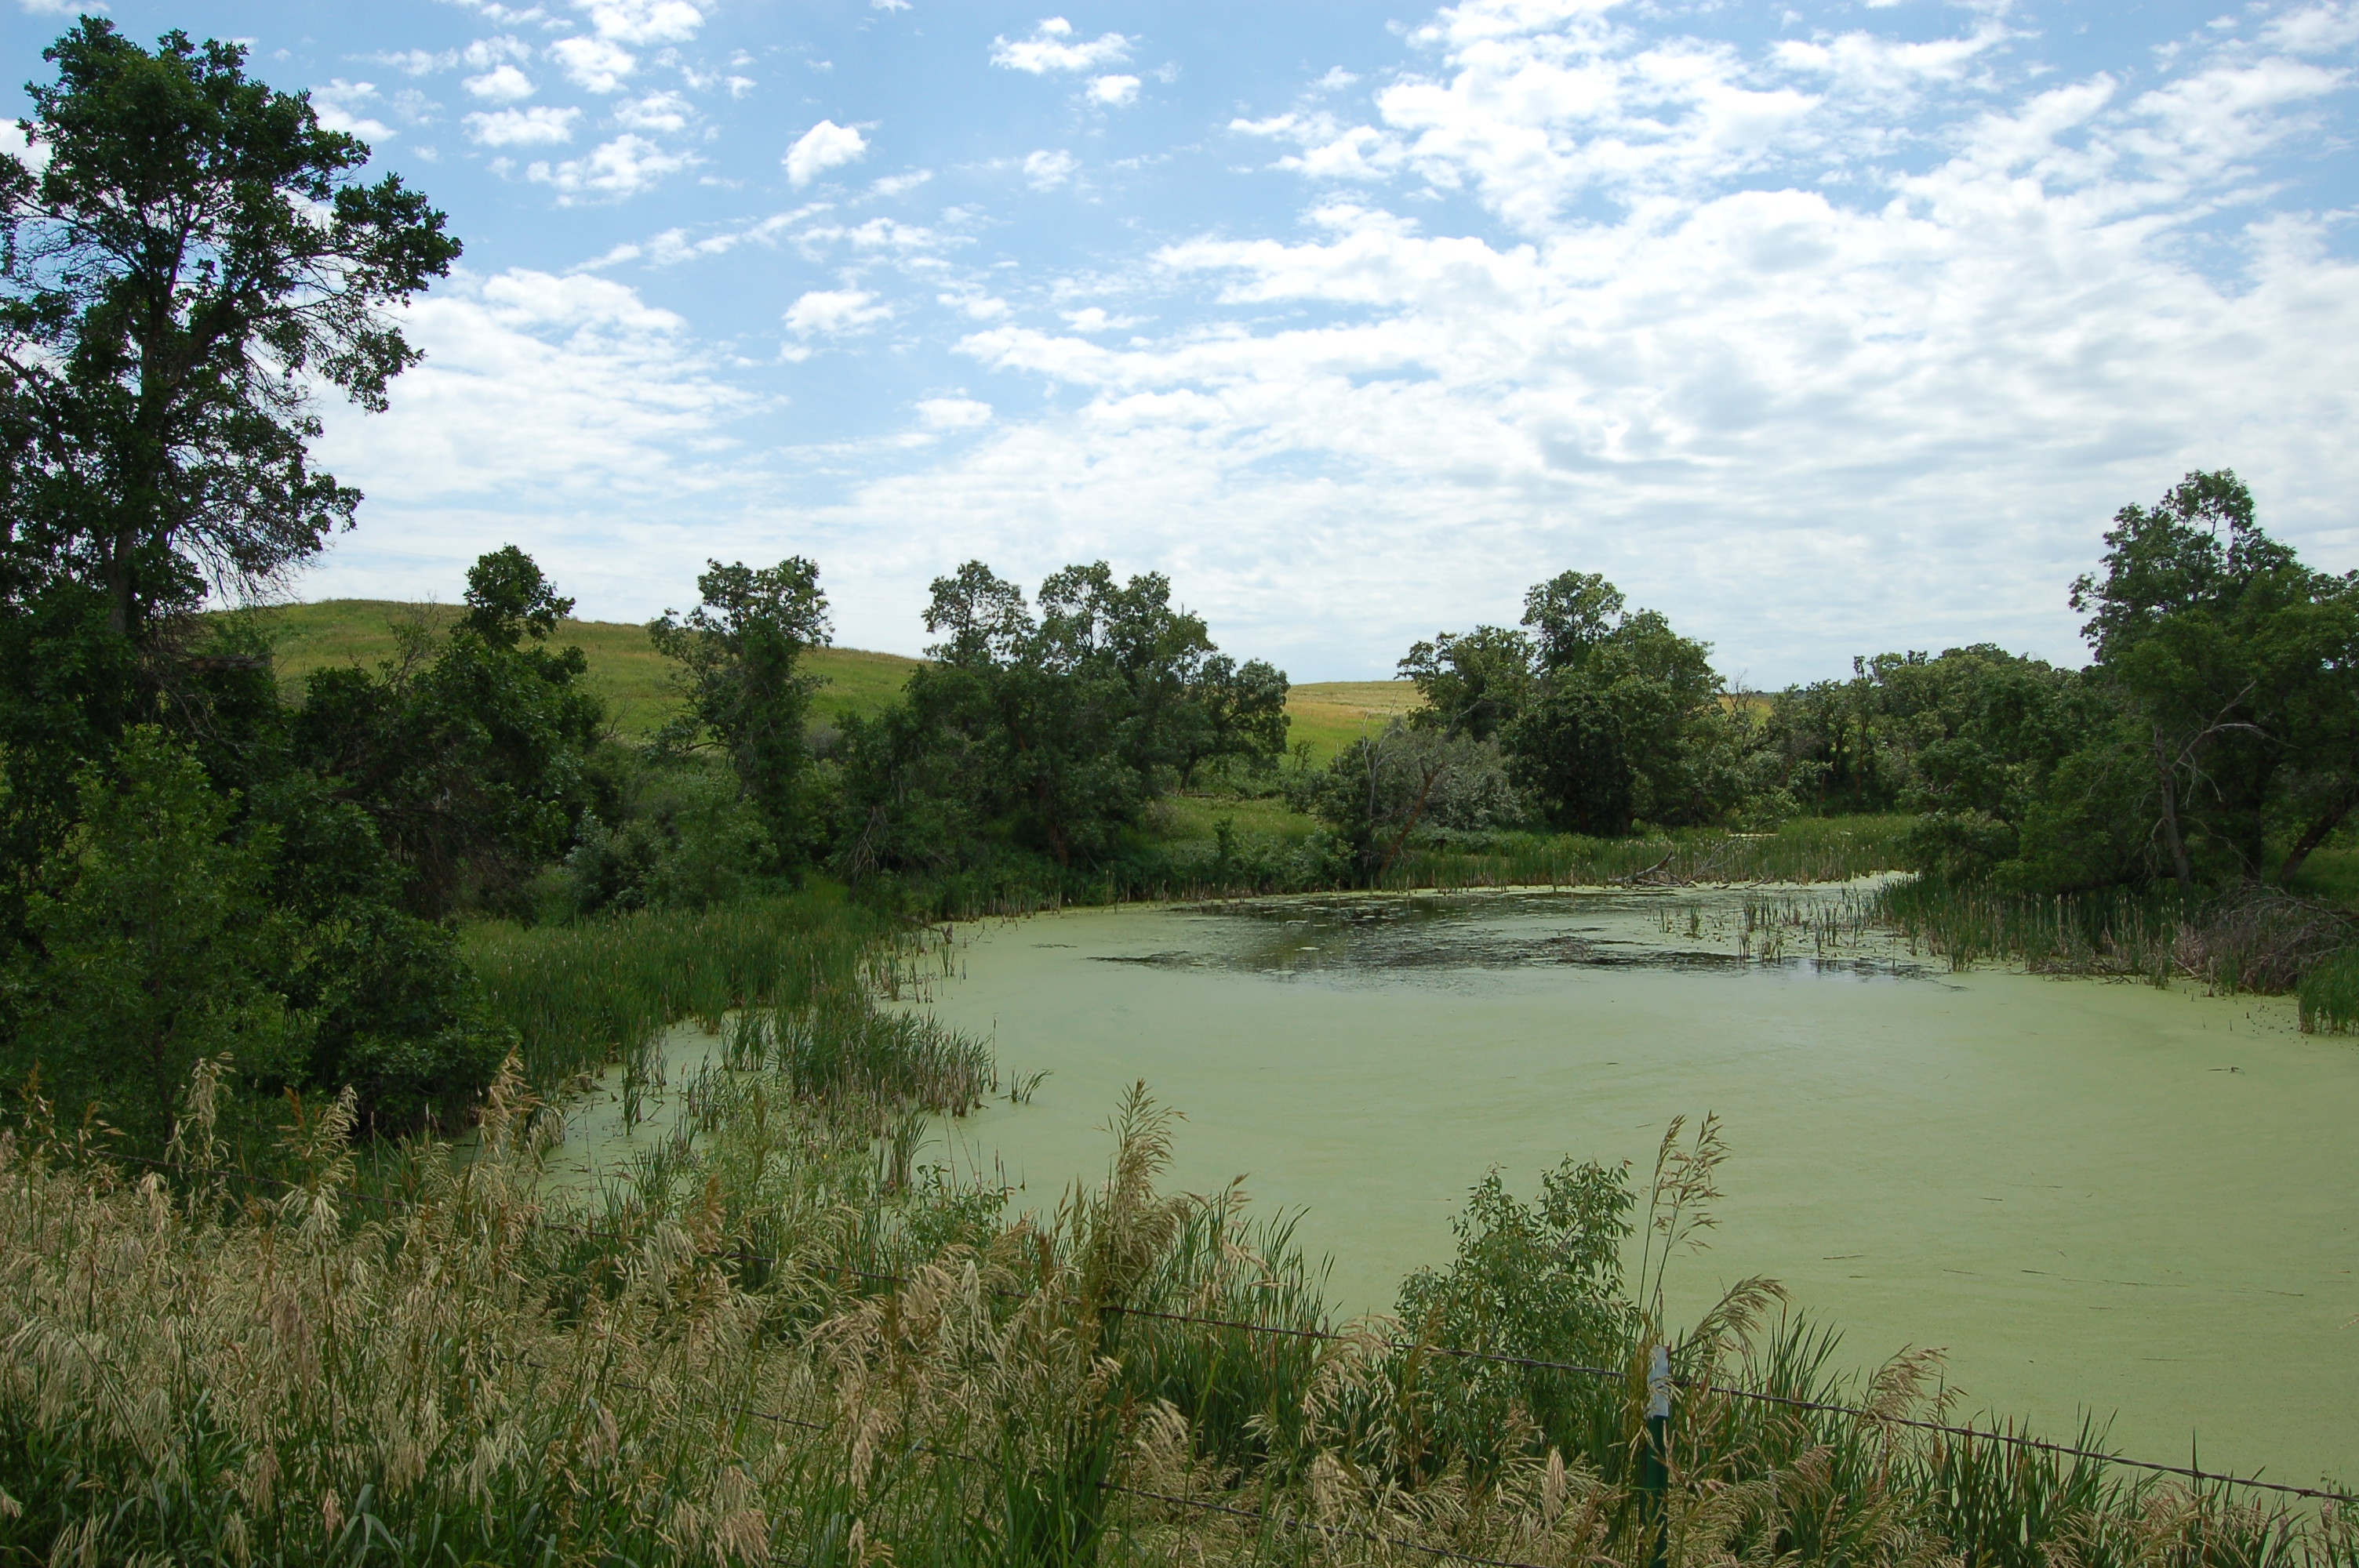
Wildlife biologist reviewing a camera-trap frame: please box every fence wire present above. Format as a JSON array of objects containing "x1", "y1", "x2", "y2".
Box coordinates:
[{"x1": 53, "y1": 1142, "x2": 2359, "y2": 1509}]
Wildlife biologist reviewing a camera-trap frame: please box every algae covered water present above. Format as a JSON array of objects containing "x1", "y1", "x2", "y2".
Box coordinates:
[{"x1": 918, "y1": 887, "x2": 2357, "y2": 1489}]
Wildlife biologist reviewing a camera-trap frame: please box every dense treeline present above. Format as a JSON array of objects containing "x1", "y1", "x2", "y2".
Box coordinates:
[
  {"x1": 1765, "y1": 472, "x2": 2359, "y2": 894},
  {"x1": 1337, "y1": 471, "x2": 2359, "y2": 902}
]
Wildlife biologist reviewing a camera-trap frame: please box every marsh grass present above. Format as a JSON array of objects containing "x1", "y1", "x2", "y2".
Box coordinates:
[
  {"x1": 464, "y1": 889, "x2": 891, "y2": 1091},
  {"x1": 4, "y1": 1062, "x2": 2352, "y2": 1568},
  {"x1": 1846, "y1": 878, "x2": 2359, "y2": 1026}
]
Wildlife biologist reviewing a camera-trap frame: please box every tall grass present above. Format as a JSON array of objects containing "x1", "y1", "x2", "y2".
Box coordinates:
[
  {"x1": 1852, "y1": 877, "x2": 2359, "y2": 1025},
  {"x1": 465, "y1": 889, "x2": 890, "y2": 1090},
  {"x1": 6, "y1": 1067, "x2": 2350, "y2": 1567}
]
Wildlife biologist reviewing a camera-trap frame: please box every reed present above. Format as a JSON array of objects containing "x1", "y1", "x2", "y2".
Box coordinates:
[
  {"x1": 2298, "y1": 949, "x2": 2359, "y2": 1034},
  {"x1": 464, "y1": 889, "x2": 889, "y2": 1091},
  {"x1": 3, "y1": 1064, "x2": 2351, "y2": 1567}
]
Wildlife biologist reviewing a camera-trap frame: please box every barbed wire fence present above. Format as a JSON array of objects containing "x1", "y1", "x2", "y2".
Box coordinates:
[{"x1": 56, "y1": 1142, "x2": 2358, "y2": 1518}]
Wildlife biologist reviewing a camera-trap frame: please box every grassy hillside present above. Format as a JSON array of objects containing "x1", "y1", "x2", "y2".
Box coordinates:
[
  {"x1": 231, "y1": 599, "x2": 1423, "y2": 757},
  {"x1": 241, "y1": 600, "x2": 919, "y2": 739}
]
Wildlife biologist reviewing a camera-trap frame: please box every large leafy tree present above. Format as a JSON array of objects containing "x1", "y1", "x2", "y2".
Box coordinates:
[
  {"x1": 838, "y1": 561, "x2": 1288, "y2": 878},
  {"x1": 2066, "y1": 470, "x2": 2359, "y2": 888},
  {"x1": 0, "y1": 20, "x2": 459, "y2": 636}
]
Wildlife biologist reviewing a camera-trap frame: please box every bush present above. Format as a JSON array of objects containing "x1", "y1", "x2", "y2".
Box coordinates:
[{"x1": 1902, "y1": 808, "x2": 2019, "y2": 883}]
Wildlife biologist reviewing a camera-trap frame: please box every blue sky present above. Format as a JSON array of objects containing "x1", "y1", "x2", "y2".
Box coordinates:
[{"x1": 5, "y1": 0, "x2": 2356, "y2": 682}]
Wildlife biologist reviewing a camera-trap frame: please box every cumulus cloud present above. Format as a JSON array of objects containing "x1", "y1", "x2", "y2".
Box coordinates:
[
  {"x1": 529, "y1": 133, "x2": 693, "y2": 198},
  {"x1": 551, "y1": 35, "x2": 636, "y2": 93},
  {"x1": 614, "y1": 89, "x2": 692, "y2": 132},
  {"x1": 1022, "y1": 147, "x2": 1078, "y2": 188},
  {"x1": 309, "y1": 0, "x2": 2359, "y2": 678},
  {"x1": 798, "y1": 0, "x2": 2359, "y2": 677},
  {"x1": 308, "y1": 267, "x2": 755, "y2": 611},
  {"x1": 1089, "y1": 74, "x2": 1140, "y2": 106},
  {"x1": 786, "y1": 119, "x2": 869, "y2": 186},
  {"x1": 466, "y1": 106, "x2": 580, "y2": 146},
  {"x1": 376, "y1": 35, "x2": 532, "y2": 76},
  {"x1": 784, "y1": 289, "x2": 892, "y2": 335},
  {"x1": 311, "y1": 81, "x2": 397, "y2": 141},
  {"x1": 576, "y1": 0, "x2": 702, "y2": 45},
  {"x1": 991, "y1": 17, "x2": 1132, "y2": 74},
  {"x1": 463, "y1": 64, "x2": 536, "y2": 102}
]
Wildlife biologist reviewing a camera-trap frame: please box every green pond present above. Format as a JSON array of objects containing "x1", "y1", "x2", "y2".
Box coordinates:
[
  {"x1": 922, "y1": 887, "x2": 2358, "y2": 1490},
  {"x1": 548, "y1": 884, "x2": 2357, "y2": 1490}
]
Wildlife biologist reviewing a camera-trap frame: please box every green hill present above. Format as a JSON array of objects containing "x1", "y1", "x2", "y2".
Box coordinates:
[
  {"x1": 228, "y1": 599, "x2": 1423, "y2": 757},
  {"x1": 237, "y1": 600, "x2": 921, "y2": 739}
]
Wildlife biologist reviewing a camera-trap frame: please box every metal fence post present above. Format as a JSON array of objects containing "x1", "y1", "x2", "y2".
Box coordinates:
[{"x1": 1643, "y1": 1343, "x2": 1671, "y2": 1568}]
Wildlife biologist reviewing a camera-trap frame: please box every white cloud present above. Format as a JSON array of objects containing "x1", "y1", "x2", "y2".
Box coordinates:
[
  {"x1": 0, "y1": 122, "x2": 47, "y2": 170},
  {"x1": 466, "y1": 106, "x2": 580, "y2": 146},
  {"x1": 871, "y1": 169, "x2": 933, "y2": 198},
  {"x1": 786, "y1": 119, "x2": 869, "y2": 186},
  {"x1": 787, "y1": 2, "x2": 2359, "y2": 678},
  {"x1": 308, "y1": 0, "x2": 2359, "y2": 681},
  {"x1": 917, "y1": 397, "x2": 994, "y2": 429},
  {"x1": 785, "y1": 288, "x2": 892, "y2": 335},
  {"x1": 991, "y1": 17, "x2": 1132, "y2": 74},
  {"x1": 463, "y1": 64, "x2": 536, "y2": 102},
  {"x1": 2264, "y1": 3, "x2": 2359, "y2": 53},
  {"x1": 376, "y1": 36, "x2": 533, "y2": 76},
  {"x1": 1089, "y1": 74, "x2": 1140, "y2": 106},
  {"x1": 309, "y1": 267, "x2": 754, "y2": 612},
  {"x1": 1023, "y1": 147, "x2": 1078, "y2": 188},
  {"x1": 577, "y1": 0, "x2": 702, "y2": 45},
  {"x1": 872, "y1": 0, "x2": 911, "y2": 10},
  {"x1": 529, "y1": 133, "x2": 693, "y2": 198},
  {"x1": 17, "y1": 0, "x2": 94, "y2": 14},
  {"x1": 311, "y1": 80, "x2": 396, "y2": 141},
  {"x1": 614, "y1": 89, "x2": 692, "y2": 131},
  {"x1": 551, "y1": 35, "x2": 637, "y2": 93}
]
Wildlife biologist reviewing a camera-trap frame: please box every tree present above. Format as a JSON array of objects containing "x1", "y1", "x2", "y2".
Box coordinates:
[
  {"x1": 1496, "y1": 574, "x2": 1736, "y2": 831},
  {"x1": 3, "y1": 727, "x2": 300, "y2": 1147},
  {"x1": 836, "y1": 560, "x2": 1288, "y2": 880},
  {"x1": 649, "y1": 557, "x2": 831, "y2": 864},
  {"x1": 1172, "y1": 654, "x2": 1290, "y2": 788},
  {"x1": 2068, "y1": 470, "x2": 2359, "y2": 888},
  {"x1": 296, "y1": 549, "x2": 604, "y2": 916},
  {"x1": 1398, "y1": 625, "x2": 1533, "y2": 742},
  {"x1": 0, "y1": 20, "x2": 459, "y2": 640}
]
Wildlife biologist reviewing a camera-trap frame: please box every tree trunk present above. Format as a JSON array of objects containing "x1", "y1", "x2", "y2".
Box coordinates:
[
  {"x1": 2154, "y1": 729, "x2": 2195, "y2": 894},
  {"x1": 2277, "y1": 782, "x2": 2359, "y2": 885}
]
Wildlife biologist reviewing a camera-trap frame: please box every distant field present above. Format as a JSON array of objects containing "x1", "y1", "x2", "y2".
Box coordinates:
[
  {"x1": 230, "y1": 600, "x2": 1422, "y2": 754},
  {"x1": 1285, "y1": 680, "x2": 1424, "y2": 764}
]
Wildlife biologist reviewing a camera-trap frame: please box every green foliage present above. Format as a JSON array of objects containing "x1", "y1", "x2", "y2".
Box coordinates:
[
  {"x1": 2, "y1": 728, "x2": 300, "y2": 1146},
  {"x1": 835, "y1": 559, "x2": 1289, "y2": 882},
  {"x1": 2298, "y1": 947, "x2": 2359, "y2": 1033},
  {"x1": 2070, "y1": 469, "x2": 2359, "y2": 889},
  {"x1": 649, "y1": 557, "x2": 832, "y2": 867},
  {"x1": 1299, "y1": 723, "x2": 1524, "y2": 879},
  {"x1": 1394, "y1": 1155, "x2": 1637, "y2": 1470},
  {"x1": 293, "y1": 552, "x2": 605, "y2": 917},
  {"x1": 547, "y1": 758, "x2": 776, "y2": 919},
  {"x1": 1395, "y1": 569, "x2": 1777, "y2": 837},
  {"x1": 0, "y1": 20, "x2": 457, "y2": 640}
]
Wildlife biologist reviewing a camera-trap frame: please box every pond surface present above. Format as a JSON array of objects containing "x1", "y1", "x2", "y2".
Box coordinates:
[{"x1": 917, "y1": 887, "x2": 2357, "y2": 1490}]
